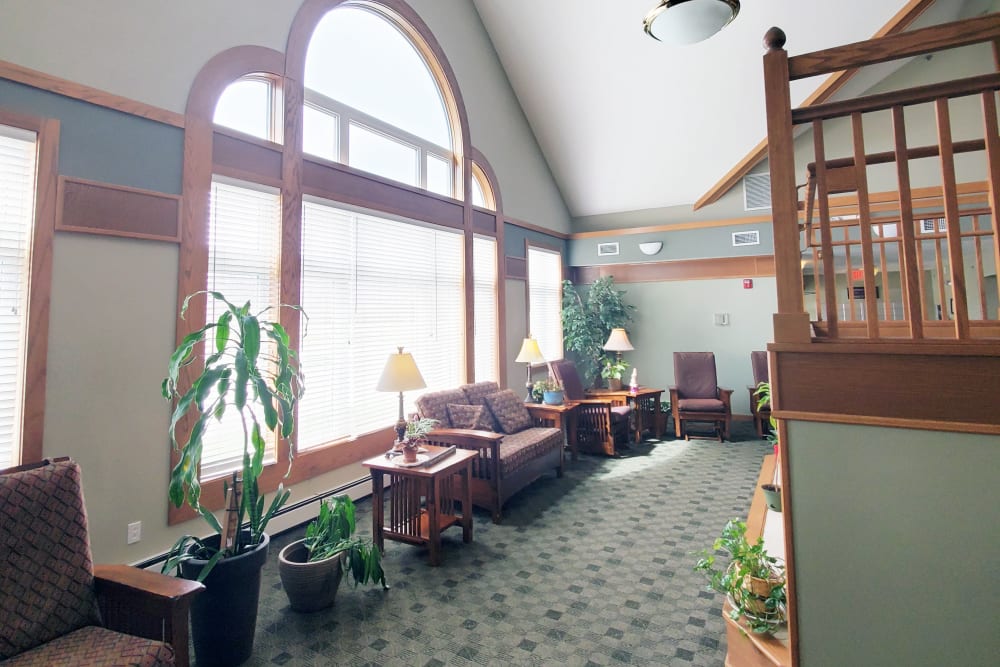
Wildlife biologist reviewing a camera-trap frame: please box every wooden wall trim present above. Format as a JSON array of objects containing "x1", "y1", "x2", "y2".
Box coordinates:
[
  {"x1": 506, "y1": 256, "x2": 527, "y2": 280},
  {"x1": 572, "y1": 214, "x2": 774, "y2": 240},
  {"x1": 571, "y1": 255, "x2": 775, "y2": 284},
  {"x1": 0, "y1": 58, "x2": 185, "y2": 128},
  {"x1": 56, "y1": 176, "x2": 181, "y2": 242},
  {"x1": 692, "y1": 0, "x2": 935, "y2": 211},
  {"x1": 506, "y1": 215, "x2": 571, "y2": 240},
  {"x1": 769, "y1": 344, "x2": 1000, "y2": 432}
]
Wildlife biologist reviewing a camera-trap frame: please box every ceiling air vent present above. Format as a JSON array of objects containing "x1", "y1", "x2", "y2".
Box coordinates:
[
  {"x1": 732, "y1": 230, "x2": 760, "y2": 247},
  {"x1": 743, "y1": 173, "x2": 771, "y2": 211},
  {"x1": 920, "y1": 218, "x2": 946, "y2": 233}
]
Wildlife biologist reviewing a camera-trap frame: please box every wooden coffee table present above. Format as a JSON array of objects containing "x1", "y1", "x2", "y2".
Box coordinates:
[{"x1": 363, "y1": 445, "x2": 476, "y2": 566}]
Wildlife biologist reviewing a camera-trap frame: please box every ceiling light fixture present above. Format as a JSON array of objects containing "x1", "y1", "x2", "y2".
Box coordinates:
[{"x1": 643, "y1": 0, "x2": 740, "y2": 45}]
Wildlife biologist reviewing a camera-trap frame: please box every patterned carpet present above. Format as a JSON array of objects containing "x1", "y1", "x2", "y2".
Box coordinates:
[{"x1": 230, "y1": 423, "x2": 770, "y2": 667}]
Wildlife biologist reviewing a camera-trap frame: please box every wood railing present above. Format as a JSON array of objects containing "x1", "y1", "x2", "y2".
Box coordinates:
[{"x1": 763, "y1": 15, "x2": 1000, "y2": 343}]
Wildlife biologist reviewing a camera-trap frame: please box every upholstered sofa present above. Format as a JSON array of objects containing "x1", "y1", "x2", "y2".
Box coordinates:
[{"x1": 415, "y1": 381, "x2": 564, "y2": 522}]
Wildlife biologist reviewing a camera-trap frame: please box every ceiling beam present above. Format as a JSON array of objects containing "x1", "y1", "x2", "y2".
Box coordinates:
[{"x1": 691, "y1": 0, "x2": 937, "y2": 211}]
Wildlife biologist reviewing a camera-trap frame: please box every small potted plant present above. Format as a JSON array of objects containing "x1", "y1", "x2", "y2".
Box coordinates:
[
  {"x1": 278, "y1": 495, "x2": 387, "y2": 612},
  {"x1": 694, "y1": 518, "x2": 786, "y2": 634},
  {"x1": 534, "y1": 376, "x2": 565, "y2": 405},
  {"x1": 398, "y1": 416, "x2": 438, "y2": 463},
  {"x1": 754, "y1": 382, "x2": 781, "y2": 511},
  {"x1": 601, "y1": 357, "x2": 629, "y2": 391}
]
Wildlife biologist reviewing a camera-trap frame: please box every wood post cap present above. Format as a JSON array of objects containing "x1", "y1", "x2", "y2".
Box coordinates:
[{"x1": 764, "y1": 27, "x2": 786, "y2": 51}]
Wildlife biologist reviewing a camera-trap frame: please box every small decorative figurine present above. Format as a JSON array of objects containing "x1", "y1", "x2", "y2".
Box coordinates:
[{"x1": 629, "y1": 368, "x2": 639, "y2": 394}]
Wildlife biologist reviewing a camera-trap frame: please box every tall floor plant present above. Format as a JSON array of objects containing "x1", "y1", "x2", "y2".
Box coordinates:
[{"x1": 561, "y1": 276, "x2": 635, "y2": 387}]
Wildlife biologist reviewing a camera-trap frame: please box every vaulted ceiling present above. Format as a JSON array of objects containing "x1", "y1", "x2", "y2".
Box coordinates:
[{"x1": 471, "y1": 0, "x2": 993, "y2": 220}]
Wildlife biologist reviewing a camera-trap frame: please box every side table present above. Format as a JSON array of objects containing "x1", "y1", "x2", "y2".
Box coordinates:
[
  {"x1": 585, "y1": 387, "x2": 665, "y2": 442},
  {"x1": 525, "y1": 402, "x2": 579, "y2": 460},
  {"x1": 362, "y1": 445, "x2": 477, "y2": 566}
]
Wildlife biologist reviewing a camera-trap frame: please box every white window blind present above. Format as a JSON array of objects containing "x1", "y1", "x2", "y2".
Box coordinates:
[
  {"x1": 0, "y1": 125, "x2": 37, "y2": 470},
  {"x1": 473, "y1": 235, "x2": 498, "y2": 382},
  {"x1": 527, "y1": 246, "x2": 563, "y2": 362},
  {"x1": 202, "y1": 178, "x2": 281, "y2": 479},
  {"x1": 298, "y1": 200, "x2": 464, "y2": 448}
]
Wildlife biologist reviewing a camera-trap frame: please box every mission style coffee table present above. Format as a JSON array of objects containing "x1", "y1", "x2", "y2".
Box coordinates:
[{"x1": 362, "y1": 445, "x2": 477, "y2": 566}]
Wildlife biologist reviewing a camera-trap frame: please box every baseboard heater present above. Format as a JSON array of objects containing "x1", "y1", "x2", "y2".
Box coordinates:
[{"x1": 133, "y1": 475, "x2": 373, "y2": 570}]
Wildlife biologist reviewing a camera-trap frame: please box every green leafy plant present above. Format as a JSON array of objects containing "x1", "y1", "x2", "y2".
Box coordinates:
[
  {"x1": 403, "y1": 416, "x2": 439, "y2": 443},
  {"x1": 304, "y1": 495, "x2": 387, "y2": 588},
  {"x1": 754, "y1": 381, "x2": 778, "y2": 445},
  {"x1": 600, "y1": 358, "x2": 629, "y2": 381},
  {"x1": 533, "y1": 376, "x2": 563, "y2": 393},
  {"x1": 694, "y1": 519, "x2": 786, "y2": 634},
  {"x1": 561, "y1": 276, "x2": 635, "y2": 387},
  {"x1": 161, "y1": 291, "x2": 305, "y2": 580}
]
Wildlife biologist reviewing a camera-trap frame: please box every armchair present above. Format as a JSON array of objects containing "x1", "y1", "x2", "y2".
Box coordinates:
[
  {"x1": 669, "y1": 352, "x2": 733, "y2": 441},
  {"x1": 550, "y1": 359, "x2": 631, "y2": 456},
  {"x1": 749, "y1": 350, "x2": 772, "y2": 438},
  {"x1": 0, "y1": 458, "x2": 203, "y2": 666}
]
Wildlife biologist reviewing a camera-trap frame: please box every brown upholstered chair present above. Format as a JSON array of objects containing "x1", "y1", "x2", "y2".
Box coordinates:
[
  {"x1": 669, "y1": 352, "x2": 733, "y2": 441},
  {"x1": 749, "y1": 350, "x2": 772, "y2": 438},
  {"x1": 0, "y1": 457, "x2": 202, "y2": 666},
  {"x1": 550, "y1": 359, "x2": 631, "y2": 456}
]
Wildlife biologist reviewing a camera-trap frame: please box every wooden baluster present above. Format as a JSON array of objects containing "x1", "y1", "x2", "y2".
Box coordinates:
[
  {"x1": 935, "y1": 98, "x2": 969, "y2": 338},
  {"x1": 981, "y1": 90, "x2": 1000, "y2": 320},
  {"x1": 813, "y1": 120, "x2": 839, "y2": 335},
  {"x1": 972, "y1": 215, "x2": 988, "y2": 320},
  {"x1": 891, "y1": 105, "x2": 924, "y2": 337},
  {"x1": 878, "y1": 223, "x2": 891, "y2": 321},
  {"x1": 851, "y1": 112, "x2": 881, "y2": 336},
  {"x1": 934, "y1": 236, "x2": 947, "y2": 322},
  {"x1": 843, "y1": 226, "x2": 855, "y2": 321}
]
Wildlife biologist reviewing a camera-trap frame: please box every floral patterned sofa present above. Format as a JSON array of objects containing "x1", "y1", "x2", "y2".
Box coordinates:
[{"x1": 415, "y1": 381, "x2": 564, "y2": 522}]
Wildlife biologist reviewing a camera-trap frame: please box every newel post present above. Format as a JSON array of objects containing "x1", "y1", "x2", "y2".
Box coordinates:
[{"x1": 763, "y1": 27, "x2": 811, "y2": 343}]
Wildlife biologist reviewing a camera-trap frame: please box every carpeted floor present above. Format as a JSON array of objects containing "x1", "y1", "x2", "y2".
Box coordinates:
[{"x1": 232, "y1": 423, "x2": 770, "y2": 667}]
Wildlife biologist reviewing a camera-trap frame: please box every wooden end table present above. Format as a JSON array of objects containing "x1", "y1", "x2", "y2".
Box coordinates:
[
  {"x1": 585, "y1": 387, "x2": 665, "y2": 442},
  {"x1": 362, "y1": 445, "x2": 476, "y2": 566},
  {"x1": 525, "y1": 401, "x2": 579, "y2": 460}
]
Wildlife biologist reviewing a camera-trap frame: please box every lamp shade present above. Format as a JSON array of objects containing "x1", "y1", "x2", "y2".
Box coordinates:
[
  {"x1": 603, "y1": 328, "x2": 635, "y2": 352},
  {"x1": 514, "y1": 337, "x2": 546, "y2": 364},
  {"x1": 376, "y1": 347, "x2": 426, "y2": 392},
  {"x1": 643, "y1": 0, "x2": 740, "y2": 45}
]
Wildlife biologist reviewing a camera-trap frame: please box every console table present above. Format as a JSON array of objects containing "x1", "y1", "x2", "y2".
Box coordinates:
[
  {"x1": 585, "y1": 386, "x2": 665, "y2": 442},
  {"x1": 363, "y1": 446, "x2": 476, "y2": 566}
]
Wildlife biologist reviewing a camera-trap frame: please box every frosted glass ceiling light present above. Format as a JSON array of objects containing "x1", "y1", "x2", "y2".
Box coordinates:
[{"x1": 643, "y1": 0, "x2": 740, "y2": 45}]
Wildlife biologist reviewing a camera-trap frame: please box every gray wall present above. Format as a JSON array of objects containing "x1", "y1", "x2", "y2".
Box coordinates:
[
  {"x1": 0, "y1": 0, "x2": 570, "y2": 564},
  {"x1": 787, "y1": 420, "x2": 1000, "y2": 666}
]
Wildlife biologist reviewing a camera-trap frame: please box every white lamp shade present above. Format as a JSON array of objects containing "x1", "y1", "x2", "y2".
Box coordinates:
[
  {"x1": 376, "y1": 347, "x2": 426, "y2": 392},
  {"x1": 603, "y1": 328, "x2": 635, "y2": 352},
  {"x1": 643, "y1": 0, "x2": 740, "y2": 46},
  {"x1": 514, "y1": 337, "x2": 546, "y2": 364}
]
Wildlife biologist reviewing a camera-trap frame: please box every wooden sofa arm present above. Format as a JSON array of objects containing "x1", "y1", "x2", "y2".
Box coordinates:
[
  {"x1": 94, "y1": 564, "x2": 203, "y2": 667},
  {"x1": 423, "y1": 428, "x2": 504, "y2": 481}
]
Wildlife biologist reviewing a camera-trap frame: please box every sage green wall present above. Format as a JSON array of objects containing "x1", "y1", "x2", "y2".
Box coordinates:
[
  {"x1": 0, "y1": 0, "x2": 570, "y2": 564},
  {"x1": 786, "y1": 420, "x2": 1000, "y2": 666},
  {"x1": 619, "y1": 278, "x2": 777, "y2": 416}
]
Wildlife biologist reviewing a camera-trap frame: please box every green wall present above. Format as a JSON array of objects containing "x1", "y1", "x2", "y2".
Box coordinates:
[{"x1": 787, "y1": 420, "x2": 1000, "y2": 666}]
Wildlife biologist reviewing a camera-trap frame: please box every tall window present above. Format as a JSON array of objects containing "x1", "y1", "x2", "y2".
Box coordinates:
[
  {"x1": 303, "y1": 6, "x2": 457, "y2": 196},
  {"x1": 473, "y1": 235, "x2": 498, "y2": 381},
  {"x1": 0, "y1": 125, "x2": 36, "y2": 469},
  {"x1": 297, "y1": 200, "x2": 464, "y2": 449},
  {"x1": 201, "y1": 178, "x2": 282, "y2": 479},
  {"x1": 527, "y1": 245, "x2": 563, "y2": 362}
]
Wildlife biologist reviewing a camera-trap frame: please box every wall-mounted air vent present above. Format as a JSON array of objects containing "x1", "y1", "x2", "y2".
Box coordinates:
[
  {"x1": 920, "y1": 218, "x2": 946, "y2": 233},
  {"x1": 732, "y1": 230, "x2": 760, "y2": 247},
  {"x1": 743, "y1": 173, "x2": 771, "y2": 211}
]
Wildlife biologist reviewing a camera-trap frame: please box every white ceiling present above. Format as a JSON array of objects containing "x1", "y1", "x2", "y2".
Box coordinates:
[{"x1": 471, "y1": 0, "x2": 980, "y2": 219}]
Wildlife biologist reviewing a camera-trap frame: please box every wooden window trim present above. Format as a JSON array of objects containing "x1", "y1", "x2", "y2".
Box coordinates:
[{"x1": 0, "y1": 108, "x2": 58, "y2": 466}]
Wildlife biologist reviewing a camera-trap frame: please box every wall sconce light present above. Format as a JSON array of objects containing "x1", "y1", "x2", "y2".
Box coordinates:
[{"x1": 638, "y1": 241, "x2": 663, "y2": 256}]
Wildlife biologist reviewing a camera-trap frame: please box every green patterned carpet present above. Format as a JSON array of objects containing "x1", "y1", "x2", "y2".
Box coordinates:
[{"x1": 230, "y1": 424, "x2": 770, "y2": 667}]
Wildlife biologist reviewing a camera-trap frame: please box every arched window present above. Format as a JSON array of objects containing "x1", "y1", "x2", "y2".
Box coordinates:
[
  {"x1": 214, "y1": 74, "x2": 283, "y2": 143},
  {"x1": 303, "y1": 5, "x2": 458, "y2": 195},
  {"x1": 471, "y1": 161, "x2": 496, "y2": 210}
]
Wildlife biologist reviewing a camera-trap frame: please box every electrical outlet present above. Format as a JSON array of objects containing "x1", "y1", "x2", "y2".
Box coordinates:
[
  {"x1": 127, "y1": 521, "x2": 142, "y2": 544},
  {"x1": 713, "y1": 312, "x2": 730, "y2": 326}
]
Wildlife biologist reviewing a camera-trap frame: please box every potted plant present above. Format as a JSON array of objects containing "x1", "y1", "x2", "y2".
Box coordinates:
[
  {"x1": 561, "y1": 276, "x2": 635, "y2": 388},
  {"x1": 534, "y1": 376, "x2": 565, "y2": 405},
  {"x1": 601, "y1": 357, "x2": 629, "y2": 391},
  {"x1": 397, "y1": 416, "x2": 438, "y2": 463},
  {"x1": 694, "y1": 519, "x2": 786, "y2": 634},
  {"x1": 754, "y1": 381, "x2": 781, "y2": 511},
  {"x1": 161, "y1": 291, "x2": 304, "y2": 667},
  {"x1": 278, "y1": 495, "x2": 387, "y2": 612}
]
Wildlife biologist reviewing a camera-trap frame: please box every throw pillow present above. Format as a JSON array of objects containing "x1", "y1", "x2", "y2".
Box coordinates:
[
  {"x1": 484, "y1": 389, "x2": 533, "y2": 434},
  {"x1": 447, "y1": 403, "x2": 494, "y2": 431}
]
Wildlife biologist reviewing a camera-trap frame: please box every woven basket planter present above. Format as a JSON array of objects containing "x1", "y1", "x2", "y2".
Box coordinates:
[{"x1": 278, "y1": 539, "x2": 346, "y2": 612}]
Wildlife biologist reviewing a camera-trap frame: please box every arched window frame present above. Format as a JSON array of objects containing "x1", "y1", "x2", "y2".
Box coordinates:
[
  {"x1": 214, "y1": 73, "x2": 285, "y2": 144},
  {"x1": 172, "y1": 0, "x2": 507, "y2": 524}
]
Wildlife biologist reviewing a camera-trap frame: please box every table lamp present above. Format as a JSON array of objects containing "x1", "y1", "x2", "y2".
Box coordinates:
[
  {"x1": 376, "y1": 346, "x2": 427, "y2": 443},
  {"x1": 603, "y1": 328, "x2": 634, "y2": 364},
  {"x1": 514, "y1": 337, "x2": 545, "y2": 401}
]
